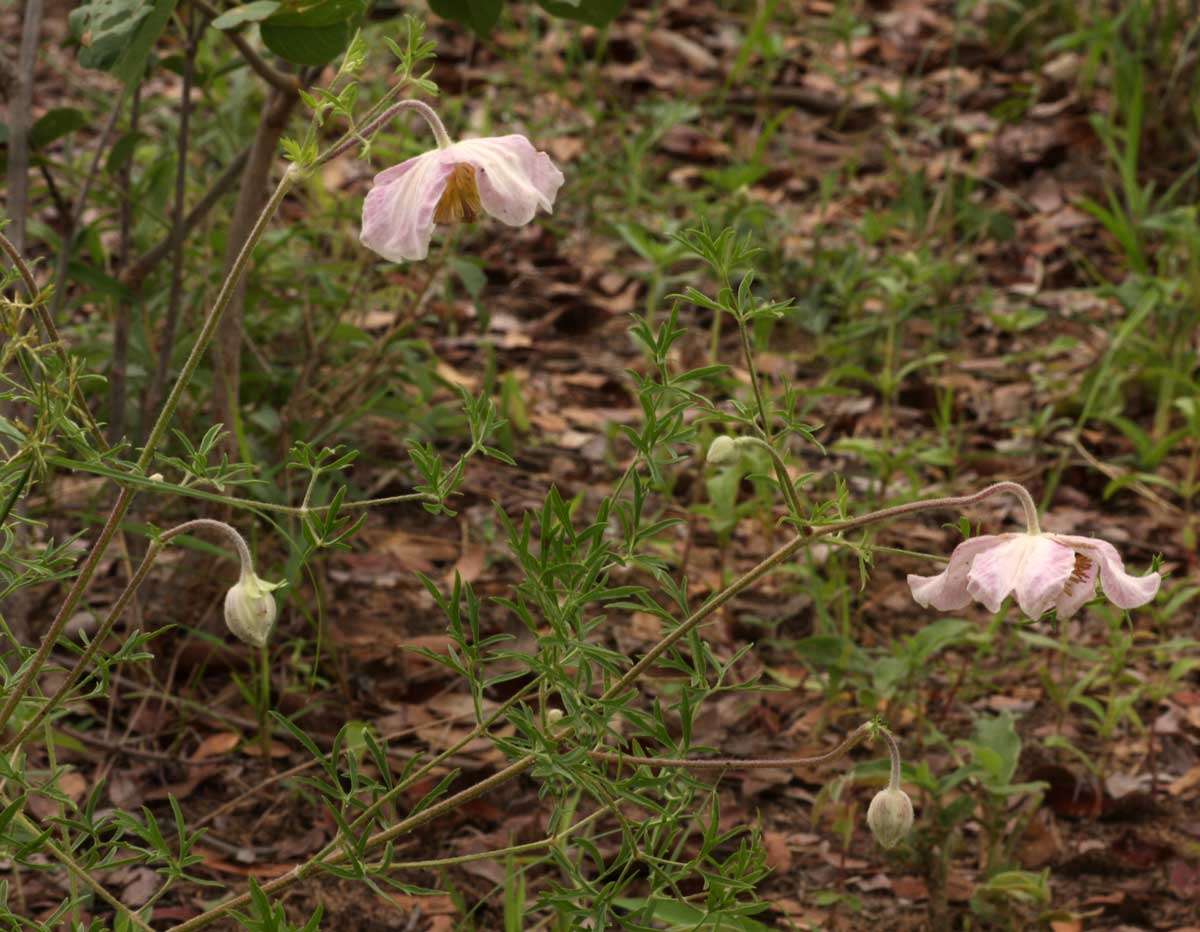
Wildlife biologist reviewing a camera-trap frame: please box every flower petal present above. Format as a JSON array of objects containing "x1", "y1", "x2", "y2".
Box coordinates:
[
  {"x1": 908, "y1": 534, "x2": 1011, "y2": 611},
  {"x1": 1053, "y1": 552, "x2": 1098, "y2": 619},
  {"x1": 360, "y1": 150, "x2": 455, "y2": 262},
  {"x1": 449, "y1": 135, "x2": 564, "y2": 226},
  {"x1": 966, "y1": 534, "x2": 1072, "y2": 616},
  {"x1": 1049, "y1": 534, "x2": 1161, "y2": 610},
  {"x1": 1011, "y1": 535, "x2": 1076, "y2": 618}
]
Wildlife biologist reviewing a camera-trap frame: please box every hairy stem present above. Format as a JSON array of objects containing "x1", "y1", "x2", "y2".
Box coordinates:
[
  {"x1": 319, "y1": 99, "x2": 452, "y2": 163},
  {"x1": 881, "y1": 725, "x2": 902, "y2": 792},
  {"x1": 146, "y1": 12, "x2": 199, "y2": 426},
  {"x1": 588, "y1": 722, "x2": 871, "y2": 770}
]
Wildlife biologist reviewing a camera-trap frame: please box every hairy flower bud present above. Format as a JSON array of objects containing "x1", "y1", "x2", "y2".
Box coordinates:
[
  {"x1": 224, "y1": 571, "x2": 282, "y2": 647},
  {"x1": 867, "y1": 787, "x2": 914, "y2": 849},
  {"x1": 706, "y1": 435, "x2": 740, "y2": 466}
]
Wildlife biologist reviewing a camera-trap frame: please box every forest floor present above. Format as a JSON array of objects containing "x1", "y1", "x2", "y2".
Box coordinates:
[{"x1": 8, "y1": 0, "x2": 1200, "y2": 929}]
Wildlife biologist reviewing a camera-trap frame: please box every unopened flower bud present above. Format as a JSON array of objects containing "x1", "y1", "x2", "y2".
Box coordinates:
[
  {"x1": 546, "y1": 709, "x2": 564, "y2": 723},
  {"x1": 224, "y1": 570, "x2": 283, "y2": 647},
  {"x1": 706, "y1": 435, "x2": 740, "y2": 466},
  {"x1": 148, "y1": 472, "x2": 164, "y2": 483},
  {"x1": 867, "y1": 787, "x2": 914, "y2": 849}
]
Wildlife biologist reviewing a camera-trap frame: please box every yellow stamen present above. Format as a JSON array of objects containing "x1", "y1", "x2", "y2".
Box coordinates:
[
  {"x1": 434, "y1": 163, "x2": 482, "y2": 224},
  {"x1": 1060, "y1": 554, "x2": 1093, "y2": 597}
]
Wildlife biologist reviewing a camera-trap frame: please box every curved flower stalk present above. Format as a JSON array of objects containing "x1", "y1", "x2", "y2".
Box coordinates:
[
  {"x1": 907, "y1": 487, "x2": 1161, "y2": 620},
  {"x1": 866, "y1": 727, "x2": 913, "y2": 849},
  {"x1": 357, "y1": 100, "x2": 564, "y2": 261}
]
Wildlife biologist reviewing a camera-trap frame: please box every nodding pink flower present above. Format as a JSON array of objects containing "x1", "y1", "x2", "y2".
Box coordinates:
[
  {"x1": 359, "y1": 103, "x2": 564, "y2": 262},
  {"x1": 908, "y1": 532, "x2": 1160, "y2": 620}
]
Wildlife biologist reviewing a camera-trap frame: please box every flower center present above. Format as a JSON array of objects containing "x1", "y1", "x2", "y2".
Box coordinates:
[
  {"x1": 1060, "y1": 554, "x2": 1093, "y2": 596},
  {"x1": 434, "y1": 162, "x2": 482, "y2": 224}
]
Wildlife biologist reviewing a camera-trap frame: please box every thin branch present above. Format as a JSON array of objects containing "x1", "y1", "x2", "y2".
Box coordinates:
[
  {"x1": 122, "y1": 147, "x2": 250, "y2": 289},
  {"x1": 190, "y1": 0, "x2": 300, "y2": 94},
  {"x1": 109, "y1": 82, "x2": 141, "y2": 443},
  {"x1": 146, "y1": 12, "x2": 199, "y2": 424},
  {"x1": 5, "y1": 0, "x2": 43, "y2": 252},
  {"x1": 588, "y1": 723, "x2": 871, "y2": 771},
  {"x1": 49, "y1": 91, "x2": 127, "y2": 318}
]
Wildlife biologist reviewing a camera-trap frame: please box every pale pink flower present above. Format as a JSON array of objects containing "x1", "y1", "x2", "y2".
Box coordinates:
[
  {"x1": 360, "y1": 135, "x2": 564, "y2": 262},
  {"x1": 908, "y1": 532, "x2": 1160, "y2": 620}
]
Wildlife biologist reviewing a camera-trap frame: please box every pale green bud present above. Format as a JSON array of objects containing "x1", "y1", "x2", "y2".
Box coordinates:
[
  {"x1": 224, "y1": 570, "x2": 283, "y2": 647},
  {"x1": 706, "y1": 435, "x2": 740, "y2": 466},
  {"x1": 866, "y1": 787, "x2": 914, "y2": 849}
]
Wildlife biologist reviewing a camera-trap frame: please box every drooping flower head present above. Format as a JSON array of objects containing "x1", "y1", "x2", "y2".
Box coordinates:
[
  {"x1": 359, "y1": 101, "x2": 564, "y2": 262},
  {"x1": 866, "y1": 724, "x2": 913, "y2": 850},
  {"x1": 867, "y1": 786, "x2": 914, "y2": 849},
  {"x1": 909, "y1": 528, "x2": 1160, "y2": 621},
  {"x1": 224, "y1": 569, "x2": 284, "y2": 647}
]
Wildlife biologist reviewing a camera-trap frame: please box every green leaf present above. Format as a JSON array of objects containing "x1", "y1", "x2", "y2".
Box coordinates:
[
  {"x1": 427, "y1": 0, "x2": 503, "y2": 36},
  {"x1": 266, "y1": 0, "x2": 363, "y2": 26},
  {"x1": 261, "y1": 20, "x2": 352, "y2": 65},
  {"x1": 211, "y1": 0, "x2": 280, "y2": 29},
  {"x1": 536, "y1": 0, "x2": 625, "y2": 26},
  {"x1": 260, "y1": 0, "x2": 365, "y2": 65},
  {"x1": 30, "y1": 108, "x2": 88, "y2": 150},
  {"x1": 114, "y1": 0, "x2": 177, "y2": 85},
  {"x1": 105, "y1": 131, "x2": 145, "y2": 174},
  {"x1": 971, "y1": 713, "x2": 1021, "y2": 787},
  {"x1": 69, "y1": 0, "x2": 152, "y2": 71}
]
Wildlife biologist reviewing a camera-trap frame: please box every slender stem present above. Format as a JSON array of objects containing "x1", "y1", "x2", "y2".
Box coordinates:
[
  {"x1": 50, "y1": 91, "x2": 127, "y2": 319},
  {"x1": 880, "y1": 726, "x2": 902, "y2": 792},
  {"x1": 318, "y1": 99, "x2": 452, "y2": 164},
  {"x1": 740, "y1": 436, "x2": 805, "y2": 519},
  {"x1": 369, "y1": 804, "x2": 610, "y2": 873},
  {"x1": 588, "y1": 722, "x2": 871, "y2": 770},
  {"x1": 737, "y1": 318, "x2": 773, "y2": 440},
  {"x1": 45, "y1": 456, "x2": 435, "y2": 513},
  {"x1": 122, "y1": 147, "x2": 251, "y2": 289},
  {"x1": 166, "y1": 757, "x2": 537, "y2": 932},
  {"x1": 0, "y1": 229, "x2": 39, "y2": 297},
  {"x1": 736, "y1": 317, "x2": 802, "y2": 518},
  {"x1": 0, "y1": 170, "x2": 297, "y2": 736},
  {"x1": 166, "y1": 518, "x2": 255, "y2": 572},
  {"x1": 190, "y1": 0, "x2": 299, "y2": 94},
  {"x1": 5, "y1": 0, "x2": 43, "y2": 252},
  {"x1": 148, "y1": 12, "x2": 198, "y2": 423},
  {"x1": 603, "y1": 480, "x2": 1038, "y2": 702},
  {"x1": 143, "y1": 168, "x2": 296, "y2": 473}
]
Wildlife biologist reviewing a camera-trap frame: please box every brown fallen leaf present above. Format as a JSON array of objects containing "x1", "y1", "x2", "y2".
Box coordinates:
[
  {"x1": 192, "y1": 731, "x2": 240, "y2": 761},
  {"x1": 763, "y1": 831, "x2": 792, "y2": 873},
  {"x1": 1168, "y1": 764, "x2": 1200, "y2": 797}
]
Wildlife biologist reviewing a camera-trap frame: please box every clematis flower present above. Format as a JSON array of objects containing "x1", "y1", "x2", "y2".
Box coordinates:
[
  {"x1": 908, "y1": 532, "x2": 1160, "y2": 620},
  {"x1": 361, "y1": 134, "x2": 564, "y2": 262}
]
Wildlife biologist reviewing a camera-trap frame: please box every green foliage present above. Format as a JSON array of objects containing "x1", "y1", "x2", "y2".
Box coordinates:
[
  {"x1": 427, "y1": 0, "x2": 627, "y2": 36},
  {"x1": 260, "y1": 0, "x2": 368, "y2": 65},
  {"x1": 68, "y1": 0, "x2": 176, "y2": 84}
]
